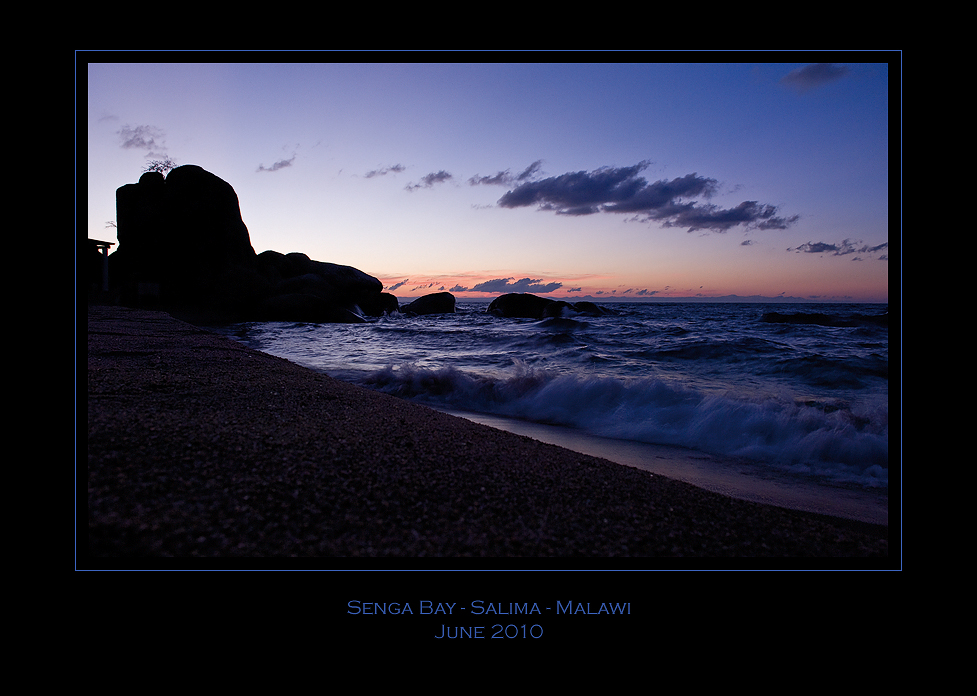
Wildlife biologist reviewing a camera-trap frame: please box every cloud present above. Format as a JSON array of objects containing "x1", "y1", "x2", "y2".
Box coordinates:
[
  {"x1": 790, "y1": 240, "x2": 888, "y2": 258},
  {"x1": 496, "y1": 162, "x2": 797, "y2": 232},
  {"x1": 497, "y1": 162, "x2": 655, "y2": 215},
  {"x1": 469, "y1": 277, "x2": 564, "y2": 294},
  {"x1": 386, "y1": 279, "x2": 410, "y2": 292},
  {"x1": 793, "y1": 241, "x2": 839, "y2": 254},
  {"x1": 365, "y1": 164, "x2": 406, "y2": 178},
  {"x1": 117, "y1": 124, "x2": 167, "y2": 156},
  {"x1": 659, "y1": 200, "x2": 800, "y2": 232},
  {"x1": 257, "y1": 155, "x2": 296, "y2": 173},
  {"x1": 469, "y1": 160, "x2": 544, "y2": 187},
  {"x1": 780, "y1": 63, "x2": 850, "y2": 92},
  {"x1": 406, "y1": 170, "x2": 453, "y2": 191}
]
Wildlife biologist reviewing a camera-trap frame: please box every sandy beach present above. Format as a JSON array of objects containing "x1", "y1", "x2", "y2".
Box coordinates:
[{"x1": 83, "y1": 305, "x2": 891, "y2": 564}]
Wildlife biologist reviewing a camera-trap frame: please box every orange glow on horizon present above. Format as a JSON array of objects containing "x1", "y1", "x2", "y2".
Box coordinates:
[{"x1": 376, "y1": 271, "x2": 887, "y2": 303}]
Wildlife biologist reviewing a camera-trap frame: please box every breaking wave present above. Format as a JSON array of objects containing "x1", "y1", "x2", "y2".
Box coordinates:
[{"x1": 360, "y1": 361, "x2": 888, "y2": 488}]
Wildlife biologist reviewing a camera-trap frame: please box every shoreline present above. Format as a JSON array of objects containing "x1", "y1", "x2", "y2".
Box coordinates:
[
  {"x1": 435, "y1": 409, "x2": 888, "y2": 529},
  {"x1": 83, "y1": 305, "x2": 890, "y2": 562}
]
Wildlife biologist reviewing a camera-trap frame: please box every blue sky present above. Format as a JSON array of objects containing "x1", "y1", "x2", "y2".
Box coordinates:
[{"x1": 84, "y1": 57, "x2": 893, "y2": 301}]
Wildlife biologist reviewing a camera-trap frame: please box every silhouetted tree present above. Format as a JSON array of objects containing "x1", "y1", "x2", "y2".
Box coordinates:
[{"x1": 143, "y1": 158, "x2": 177, "y2": 174}]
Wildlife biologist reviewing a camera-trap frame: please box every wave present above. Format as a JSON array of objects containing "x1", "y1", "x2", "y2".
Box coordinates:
[
  {"x1": 630, "y1": 336, "x2": 784, "y2": 362},
  {"x1": 763, "y1": 353, "x2": 889, "y2": 388},
  {"x1": 359, "y1": 362, "x2": 888, "y2": 488}
]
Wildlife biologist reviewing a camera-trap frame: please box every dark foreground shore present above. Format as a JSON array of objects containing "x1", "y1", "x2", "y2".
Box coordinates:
[{"x1": 83, "y1": 305, "x2": 890, "y2": 563}]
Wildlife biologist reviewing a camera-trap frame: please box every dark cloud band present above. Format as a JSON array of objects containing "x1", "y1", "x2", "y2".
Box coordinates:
[
  {"x1": 791, "y1": 240, "x2": 888, "y2": 259},
  {"x1": 496, "y1": 162, "x2": 798, "y2": 232},
  {"x1": 451, "y1": 277, "x2": 564, "y2": 294}
]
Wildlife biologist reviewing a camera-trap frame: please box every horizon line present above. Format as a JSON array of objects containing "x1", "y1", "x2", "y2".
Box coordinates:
[{"x1": 394, "y1": 293, "x2": 888, "y2": 304}]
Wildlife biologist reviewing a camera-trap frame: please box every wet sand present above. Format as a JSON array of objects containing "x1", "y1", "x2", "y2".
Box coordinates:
[
  {"x1": 437, "y1": 409, "x2": 889, "y2": 527},
  {"x1": 83, "y1": 305, "x2": 891, "y2": 564}
]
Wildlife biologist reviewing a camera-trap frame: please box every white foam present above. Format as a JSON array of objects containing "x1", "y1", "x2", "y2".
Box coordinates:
[
  {"x1": 365, "y1": 363, "x2": 888, "y2": 487},
  {"x1": 437, "y1": 408, "x2": 888, "y2": 526}
]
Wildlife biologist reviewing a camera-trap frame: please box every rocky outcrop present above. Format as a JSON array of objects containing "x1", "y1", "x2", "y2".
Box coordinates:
[
  {"x1": 253, "y1": 251, "x2": 397, "y2": 321},
  {"x1": 112, "y1": 166, "x2": 256, "y2": 308},
  {"x1": 253, "y1": 293, "x2": 369, "y2": 323},
  {"x1": 108, "y1": 165, "x2": 398, "y2": 323},
  {"x1": 568, "y1": 301, "x2": 614, "y2": 316},
  {"x1": 402, "y1": 292, "x2": 456, "y2": 316}
]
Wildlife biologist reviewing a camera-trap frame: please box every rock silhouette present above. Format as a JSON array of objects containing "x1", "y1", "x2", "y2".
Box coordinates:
[
  {"x1": 402, "y1": 292, "x2": 456, "y2": 316},
  {"x1": 488, "y1": 293, "x2": 614, "y2": 319},
  {"x1": 108, "y1": 165, "x2": 399, "y2": 323},
  {"x1": 487, "y1": 293, "x2": 556, "y2": 319}
]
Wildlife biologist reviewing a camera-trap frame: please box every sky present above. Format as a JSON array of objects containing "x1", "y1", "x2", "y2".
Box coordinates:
[{"x1": 84, "y1": 57, "x2": 893, "y2": 302}]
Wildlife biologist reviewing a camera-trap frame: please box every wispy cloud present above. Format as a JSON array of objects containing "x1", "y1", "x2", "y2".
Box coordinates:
[
  {"x1": 386, "y1": 279, "x2": 410, "y2": 292},
  {"x1": 792, "y1": 241, "x2": 837, "y2": 254},
  {"x1": 496, "y1": 161, "x2": 798, "y2": 232},
  {"x1": 780, "y1": 63, "x2": 850, "y2": 92},
  {"x1": 468, "y1": 160, "x2": 544, "y2": 187},
  {"x1": 406, "y1": 170, "x2": 453, "y2": 191},
  {"x1": 662, "y1": 199, "x2": 799, "y2": 232},
  {"x1": 117, "y1": 124, "x2": 167, "y2": 157},
  {"x1": 365, "y1": 164, "x2": 406, "y2": 178},
  {"x1": 257, "y1": 155, "x2": 296, "y2": 173},
  {"x1": 790, "y1": 239, "x2": 888, "y2": 259}
]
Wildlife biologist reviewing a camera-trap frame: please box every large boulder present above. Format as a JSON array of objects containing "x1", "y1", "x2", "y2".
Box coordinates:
[
  {"x1": 402, "y1": 292, "x2": 456, "y2": 316},
  {"x1": 257, "y1": 251, "x2": 382, "y2": 297},
  {"x1": 542, "y1": 300, "x2": 615, "y2": 318},
  {"x1": 112, "y1": 166, "x2": 256, "y2": 306},
  {"x1": 570, "y1": 301, "x2": 615, "y2": 316},
  {"x1": 487, "y1": 293, "x2": 556, "y2": 319},
  {"x1": 541, "y1": 300, "x2": 573, "y2": 318},
  {"x1": 254, "y1": 250, "x2": 397, "y2": 321},
  {"x1": 253, "y1": 293, "x2": 367, "y2": 323},
  {"x1": 108, "y1": 165, "x2": 396, "y2": 323},
  {"x1": 488, "y1": 293, "x2": 615, "y2": 320}
]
